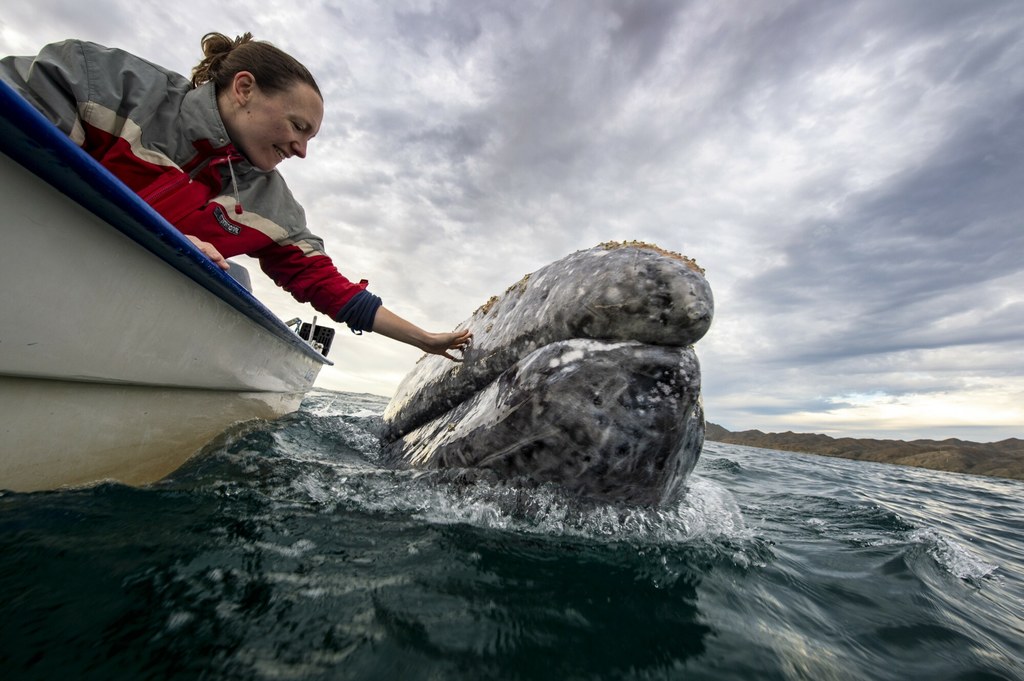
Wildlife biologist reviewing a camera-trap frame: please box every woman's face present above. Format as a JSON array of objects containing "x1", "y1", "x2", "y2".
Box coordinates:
[{"x1": 221, "y1": 72, "x2": 324, "y2": 171}]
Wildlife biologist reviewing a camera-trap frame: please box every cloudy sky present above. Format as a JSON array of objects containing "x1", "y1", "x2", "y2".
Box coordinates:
[{"x1": 4, "y1": 0, "x2": 1022, "y2": 442}]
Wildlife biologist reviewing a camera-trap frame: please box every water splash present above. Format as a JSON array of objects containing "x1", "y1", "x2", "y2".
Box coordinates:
[{"x1": 907, "y1": 528, "x2": 999, "y2": 582}]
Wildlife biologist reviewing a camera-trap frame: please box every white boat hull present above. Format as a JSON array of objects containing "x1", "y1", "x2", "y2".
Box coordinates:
[
  {"x1": 0, "y1": 377, "x2": 303, "y2": 490},
  {"x1": 0, "y1": 151, "x2": 321, "y2": 392},
  {"x1": 0, "y1": 81, "x2": 331, "y2": 492}
]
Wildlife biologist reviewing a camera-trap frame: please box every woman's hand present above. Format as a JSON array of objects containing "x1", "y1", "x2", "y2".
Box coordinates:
[
  {"x1": 185, "y1": 235, "x2": 230, "y2": 271},
  {"x1": 419, "y1": 328, "x2": 474, "y2": 361},
  {"x1": 371, "y1": 307, "x2": 473, "y2": 362}
]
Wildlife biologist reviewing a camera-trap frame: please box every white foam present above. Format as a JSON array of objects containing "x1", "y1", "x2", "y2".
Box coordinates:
[
  {"x1": 321, "y1": 470, "x2": 752, "y2": 548},
  {"x1": 909, "y1": 528, "x2": 999, "y2": 581}
]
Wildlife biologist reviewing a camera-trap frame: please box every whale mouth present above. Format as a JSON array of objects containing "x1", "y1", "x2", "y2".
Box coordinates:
[{"x1": 387, "y1": 338, "x2": 705, "y2": 506}]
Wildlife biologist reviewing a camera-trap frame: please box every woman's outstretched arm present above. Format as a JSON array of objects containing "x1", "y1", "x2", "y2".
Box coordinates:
[{"x1": 371, "y1": 307, "x2": 472, "y2": 361}]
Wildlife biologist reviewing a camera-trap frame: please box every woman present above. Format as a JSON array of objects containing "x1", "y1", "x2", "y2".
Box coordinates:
[{"x1": 0, "y1": 33, "x2": 471, "y2": 361}]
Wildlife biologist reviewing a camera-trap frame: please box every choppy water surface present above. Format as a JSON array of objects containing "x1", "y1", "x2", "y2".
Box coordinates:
[{"x1": 2, "y1": 390, "x2": 1021, "y2": 680}]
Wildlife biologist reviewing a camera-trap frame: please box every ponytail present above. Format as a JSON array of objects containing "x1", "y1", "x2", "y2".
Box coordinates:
[{"x1": 190, "y1": 31, "x2": 321, "y2": 98}]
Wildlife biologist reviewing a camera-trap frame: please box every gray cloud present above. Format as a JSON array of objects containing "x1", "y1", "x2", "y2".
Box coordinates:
[{"x1": 5, "y1": 0, "x2": 1022, "y2": 441}]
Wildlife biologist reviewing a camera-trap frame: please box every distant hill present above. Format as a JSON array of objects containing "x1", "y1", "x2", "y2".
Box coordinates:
[{"x1": 705, "y1": 422, "x2": 1024, "y2": 481}]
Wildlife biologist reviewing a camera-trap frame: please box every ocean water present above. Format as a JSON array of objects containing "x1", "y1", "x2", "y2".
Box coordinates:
[{"x1": 1, "y1": 389, "x2": 1021, "y2": 681}]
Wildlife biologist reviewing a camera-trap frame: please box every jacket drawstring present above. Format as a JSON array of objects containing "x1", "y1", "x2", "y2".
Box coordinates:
[
  {"x1": 206, "y1": 151, "x2": 245, "y2": 215},
  {"x1": 226, "y1": 154, "x2": 244, "y2": 214}
]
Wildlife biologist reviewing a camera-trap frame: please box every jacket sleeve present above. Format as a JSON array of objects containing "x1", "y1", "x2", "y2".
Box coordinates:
[
  {"x1": 219, "y1": 169, "x2": 385, "y2": 333},
  {"x1": 0, "y1": 40, "x2": 91, "y2": 144},
  {"x1": 155, "y1": 186, "x2": 384, "y2": 332},
  {"x1": 250, "y1": 236, "x2": 382, "y2": 332}
]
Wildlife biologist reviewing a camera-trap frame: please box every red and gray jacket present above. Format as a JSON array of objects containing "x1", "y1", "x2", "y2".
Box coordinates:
[{"x1": 0, "y1": 39, "x2": 381, "y2": 331}]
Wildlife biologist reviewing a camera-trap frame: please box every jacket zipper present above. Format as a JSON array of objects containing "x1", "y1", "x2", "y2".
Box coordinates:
[
  {"x1": 138, "y1": 170, "x2": 191, "y2": 205},
  {"x1": 138, "y1": 149, "x2": 243, "y2": 212}
]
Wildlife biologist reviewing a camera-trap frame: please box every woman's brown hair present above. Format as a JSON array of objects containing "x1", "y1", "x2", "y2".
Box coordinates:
[{"x1": 191, "y1": 32, "x2": 321, "y2": 98}]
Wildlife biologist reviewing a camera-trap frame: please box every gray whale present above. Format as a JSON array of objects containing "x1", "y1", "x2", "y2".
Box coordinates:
[{"x1": 380, "y1": 243, "x2": 714, "y2": 506}]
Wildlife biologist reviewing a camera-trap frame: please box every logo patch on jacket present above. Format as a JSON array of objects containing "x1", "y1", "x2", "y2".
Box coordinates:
[{"x1": 213, "y1": 206, "x2": 241, "y2": 235}]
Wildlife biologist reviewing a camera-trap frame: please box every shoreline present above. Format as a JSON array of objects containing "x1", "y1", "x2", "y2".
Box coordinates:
[{"x1": 705, "y1": 423, "x2": 1024, "y2": 481}]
